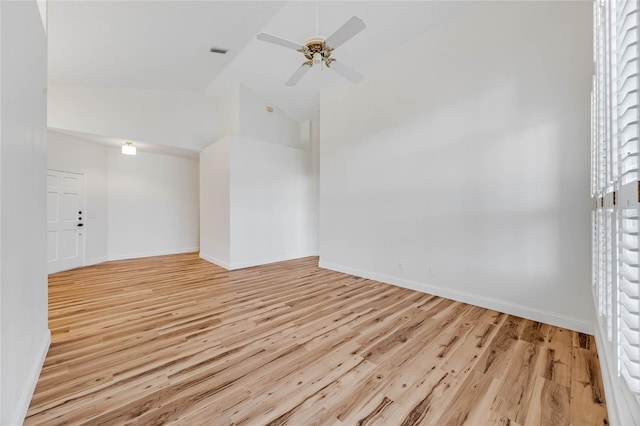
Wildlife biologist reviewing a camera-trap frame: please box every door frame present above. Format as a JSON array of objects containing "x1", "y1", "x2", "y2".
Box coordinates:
[{"x1": 47, "y1": 168, "x2": 87, "y2": 273}]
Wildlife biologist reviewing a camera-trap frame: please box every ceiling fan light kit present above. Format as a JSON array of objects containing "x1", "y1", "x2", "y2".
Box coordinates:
[{"x1": 257, "y1": 16, "x2": 366, "y2": 86}]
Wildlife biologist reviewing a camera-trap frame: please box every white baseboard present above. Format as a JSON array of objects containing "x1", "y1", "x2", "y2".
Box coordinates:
[
  {"x1": 199, "y1": 252, "x2": 231, "y2": 270},
  {"x1": 51, "y1": 250, "x2": 199, "y2": 274},
  {"x1": 108, "y1": 247, "x2": 199, "y2": 262},
  {"x1": 594, "y1": 327, "x2": 620, "y2": 426},
  {"x1": 11, "y1": 329, "x2": 51, "y2": 426},
  {"x1": 85, "y1": 256, "x2": 108, "y2": 266},
  {"x1": 593, "y1": 326, "x2": 638, "y2": 426},
  {"x1": 319, "y1": 261, "x2": 594, "y2": 334},
  {"x1": 199, "y1": 252, "x2": 316, "y2": 271},
  {"x1": 229, "y1": 252, "x2": 318, "y2": 270}
]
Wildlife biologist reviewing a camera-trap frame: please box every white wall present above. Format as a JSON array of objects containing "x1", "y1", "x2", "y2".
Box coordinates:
[
  {"x1": 47, "y1": 130, "x2": 108, "y2": 265},
  {"x1": 319, "y1": 2, "x2": 594, "y2": 332},
  {"x1": 199, "y1": 137, "x2": 230, "y2": 267},
  {"x1": 48, "y1": 85, "x2": 217, "y2": 151},
  {"x1": 107, "y1": 149, "x2": 199, "y2": 260},
  {"x1": 212, "y1": 83, "x2": 240, "y2": 142},
  {"x1": 238, "y1": 86, "x2": 301, "y2": 149},
  {"x1": 201, "y1": 83, "x2": 318, "y2": 270},
  {"x1": 0, "y1": 1, "x2": 50, "y2": 424},
  {"x1": 47, "y1": 131, "x2": 199, "y2": 264},
  {"x1": 229, "y1": 136, "x2": 316, "y2": 268},
  {"x1": 309, "y1": 120, "x2": 320, "y2": 255}
]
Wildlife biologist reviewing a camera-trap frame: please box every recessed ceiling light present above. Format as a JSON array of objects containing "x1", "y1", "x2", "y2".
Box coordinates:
[{"x1": 209, "y1": 47, "x2": 228, "y2": 54}]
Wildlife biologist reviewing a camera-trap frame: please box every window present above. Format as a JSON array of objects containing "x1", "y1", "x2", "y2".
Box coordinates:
[{"x1": 592, "y1": 0, "x2": 640, "y2": 423}]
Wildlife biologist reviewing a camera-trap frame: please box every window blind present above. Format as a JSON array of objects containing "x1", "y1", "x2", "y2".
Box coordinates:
[
  {"x1": 595, "y1": 209, "x2": 605, "y2": 319},
  {"x1": 619, "y1": 208, "x2": 639, "y2": 399},
  {"x1": 616, "y1": 0, "x2": 640, "y2": 404},
  {"x1": 617, "y1": 0, "x2": 639, "y2": 186},
  {"x1": 607, "y1": 209, "x2": 615, "y2": 342},
  {"x1": 592, "y1": 0, "x2": 640, "y2": 420}
]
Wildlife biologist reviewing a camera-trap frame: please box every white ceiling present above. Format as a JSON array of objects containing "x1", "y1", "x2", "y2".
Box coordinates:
[
  {"x1": 207, "y1": 1, "x2": 471, "y2": 120},
  {"x1": 48, "y1": 1, "x2": 472, "y2": 130},
  {"x1": 48, "y1": 0, "x2": 286, "y2": 91}
]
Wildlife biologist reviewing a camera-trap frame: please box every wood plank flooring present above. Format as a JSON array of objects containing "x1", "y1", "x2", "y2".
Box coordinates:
[{"x1": 25, "y1": 253, "x2": 608, "y2": 425}]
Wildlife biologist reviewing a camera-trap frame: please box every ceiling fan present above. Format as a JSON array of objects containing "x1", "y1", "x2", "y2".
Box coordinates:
[{"x1": 257, "y1": 16, "x2": 366, "y2": 86}]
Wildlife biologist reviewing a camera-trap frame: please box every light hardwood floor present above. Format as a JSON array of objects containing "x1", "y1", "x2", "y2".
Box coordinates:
[{"x1": 26, "y1": 253, "x2": 608, "y2": 425}]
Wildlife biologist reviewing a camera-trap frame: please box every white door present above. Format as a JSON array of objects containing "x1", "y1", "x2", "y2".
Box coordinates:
[{"x1": 47, "y1": 170, "x2": 85, "y2": 273}]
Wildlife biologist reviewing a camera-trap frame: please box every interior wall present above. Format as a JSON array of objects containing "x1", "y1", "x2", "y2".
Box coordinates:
[
  {"x1": 319, "y1": 1, "x2": 594, "y2": 332},
  {"x1": 47, "y1": 131, "x2": 199, "y2": 264},
  {"x1": 0, "y1": 1, "x2": 49, "y2": 424},
  {"x1": 309, "y1": 120, "x2": 320, "y2": 254},
  {"x1": 47, "y1": 85, "x2": 217, "y2": 151},
  {"x1": 47, "y1": 130, "x2": 108, "y2": 265},
  {"x1": 199, "y1": 137, "x2": 230, "y2": 267},
  {"x1": 229, "y1": 136, "x2": 316, "y2": 268},
  {"x1": 238, "y1": 85, "x2": 301, "y2": 149},
  {"x1": 212, "y1": 83, "x2": 240, "y2": 142},
  {"x1": 107, "y1": 149, "x2": 199, "y2": 260},
  {"x1": 201, "y1": 84, "x2": 318, "y2": 270}
]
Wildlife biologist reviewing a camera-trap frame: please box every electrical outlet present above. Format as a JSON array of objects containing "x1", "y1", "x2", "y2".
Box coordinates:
[{"x1": 398, "y1": 262, "x2": 404, "y2": 271}]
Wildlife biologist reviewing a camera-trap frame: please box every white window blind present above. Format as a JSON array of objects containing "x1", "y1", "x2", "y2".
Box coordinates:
[
  {"x1": 619, "y1": 208, "x2": 639, "y2": 399},
  {"x1": 616, "y1": 0, "x2": 640, "y2": 405},
  {"x1": 592, "y1": 0, "x2": 640, "y2": 422},
  {"x1": 595, "y1": 210, "x2": 604, "y2": 318},
  {"x1": 607, "y1": 209, "x2": 615, "y2": 342},
  {"x1": 594, "y1": 207, "x2": 615, "y2": 342},
  {"x1": 617, "y1": 0, "x2": 639, "y2": 186}
]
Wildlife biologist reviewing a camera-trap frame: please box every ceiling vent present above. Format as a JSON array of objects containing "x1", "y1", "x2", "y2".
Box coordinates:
[{"x1": 209, "y1": 47, "x2": 228, "y2": 54}]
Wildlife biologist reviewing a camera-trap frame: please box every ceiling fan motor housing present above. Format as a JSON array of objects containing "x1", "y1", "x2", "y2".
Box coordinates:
[
  {"x1": 256, "y1": 16, "x2": 365, "y2": 85},
  {"x1": 302, "y1": 36, "x2": 333, "y2": 64}
]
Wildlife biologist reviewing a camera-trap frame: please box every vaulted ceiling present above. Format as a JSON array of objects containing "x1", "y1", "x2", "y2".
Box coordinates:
[{"x1": 48, "y1": 1, "x2": 471, "y2": 123}]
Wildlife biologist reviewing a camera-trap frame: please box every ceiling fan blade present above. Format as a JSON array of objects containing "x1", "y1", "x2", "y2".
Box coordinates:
[
  {"x1": 328, "y1": 60, "x2": 363, "y2": 83},
  {"x1": 257, "y1": 33, "x2": 304, "y2": 51},
  {"x1": 324, "y1": 16, "x2": 366, "y2": 49},
  {"x1": 285, "y1": 63, "x2": 312, "y2": 86}
]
